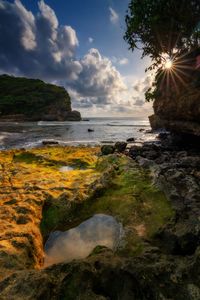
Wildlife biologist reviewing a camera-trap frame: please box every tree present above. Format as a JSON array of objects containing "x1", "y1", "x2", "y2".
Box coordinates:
[{"x1": 124, "y1": 0, "x2": 200, "y2": 69}]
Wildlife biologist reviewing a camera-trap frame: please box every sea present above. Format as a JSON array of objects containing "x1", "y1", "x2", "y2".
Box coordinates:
[{"x1": 0, "y1": 117, "x2": 158, "y2": 150}]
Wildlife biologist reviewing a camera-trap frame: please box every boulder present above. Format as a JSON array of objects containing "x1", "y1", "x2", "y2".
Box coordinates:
[
  {"x1": 129, "y1": 145, "x2": 142, "y2": 158},
  {"x1": 126, "y1": 137, "x2": 135, "y2": 142},
  {"x1": 42, "y1": 141, "x2": 59, "y2": 146},
  {"x1": 101, "y1": 145, "x2": 115, "y2": 155},
  {"x1": 114, "y1": 142, "x2": 127, "y2": 153}
]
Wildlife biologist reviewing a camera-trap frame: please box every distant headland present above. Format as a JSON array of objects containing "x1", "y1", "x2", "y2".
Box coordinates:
[{"x1": 0, "y1": 75, "x2": 81, "y2": 122}]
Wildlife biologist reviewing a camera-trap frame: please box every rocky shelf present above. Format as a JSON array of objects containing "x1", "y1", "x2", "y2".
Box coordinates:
[{"x1": 0, "y1": 142, "x2": 200, "y2": 299}]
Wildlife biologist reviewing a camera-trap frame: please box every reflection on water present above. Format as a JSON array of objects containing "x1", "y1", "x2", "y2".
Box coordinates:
[
  {"x1": 59, "y1": 166, "x2": 74, "y2": 172},
  {"x1": 44, "y1": 214, "x2": 123, "y2": 267}
]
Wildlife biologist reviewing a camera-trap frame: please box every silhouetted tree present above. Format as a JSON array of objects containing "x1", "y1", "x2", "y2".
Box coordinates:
[{"x1": 124, "y1": 0, "x2": 200, "y2": 69}]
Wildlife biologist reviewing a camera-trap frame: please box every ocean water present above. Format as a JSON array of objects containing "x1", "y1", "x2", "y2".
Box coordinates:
[{"x1": 0, "y1": 117, "x2": 157, "y2": 150}]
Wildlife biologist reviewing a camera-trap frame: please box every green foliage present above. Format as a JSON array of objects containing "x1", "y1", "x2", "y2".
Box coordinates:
[
  {"x1": 124, "y1": 0, "x2": 200, "y2": 66},
  {"x1": 145, "y1": 79, "x2": 160, "y2": 102},
  {"x1": 0, "y1": 74, "x2": 71, "y2": 116}
]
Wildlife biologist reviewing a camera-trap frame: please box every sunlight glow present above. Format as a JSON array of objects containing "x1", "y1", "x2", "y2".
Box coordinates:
[
  {"x1": 161, "y1": 53, "x2": 174, "y2": 70},
  {"x1": 164, "y1": 59, "x2": 173, "y2": 69},
  {"x1": 157, "y1": 51, "x2": 192, "y2": 92}
]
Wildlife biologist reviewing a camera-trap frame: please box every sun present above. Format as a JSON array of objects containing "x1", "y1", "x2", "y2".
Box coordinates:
[
  {"x1": 161, "y1": 53, "x2": 174, "y2": 70},
  {"x1": 164, "y1": 59, "x2": 173, "y2": 69}
]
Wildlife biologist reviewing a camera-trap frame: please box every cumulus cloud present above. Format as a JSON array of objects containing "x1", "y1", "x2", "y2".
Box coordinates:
[
  {"x1": 66, "y1": 48, "x2": 126, "y2": 107},
  {"x1": 0, "y1": 0, "x2": 153, "y2": 117},
  {"x1": 109, "y1": 7, "x2": 119, "y2": 24},
  {"x1": 0, "y1": 0, "x2": 81, "y2": 80},
  {"x1": 133, "y1": 75, "x2": 153, "y2": 93},
  {"x1": 64, "y1": 57, "x2": 154, "y2": 117}
]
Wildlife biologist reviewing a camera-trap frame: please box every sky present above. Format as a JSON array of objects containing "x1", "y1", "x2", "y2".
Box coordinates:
[{"x1": 0, "y1": 0, "x2": 153, "y2": 118}]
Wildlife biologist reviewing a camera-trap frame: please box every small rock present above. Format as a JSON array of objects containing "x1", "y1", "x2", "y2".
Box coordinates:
[
  {"x1": 42, "y1": 140, "x2": 59, "y2": 145},
  {"x1": 126, "y1": 137, "x2": 135, "y2": 143},
  {"x1": 143, "y1": 150, "x2": 159, "y2": 160},
  {"x1": 136, "y1": 157, "x2": 156, "y2": 169},
  {"x1": 101, "y1": 140, "x2": 114, "y2": 144},
  {"x1": 101, "y1": 145, "x2": 115, "y2": 155},
  {"x1": 158, "y1": 132, "x2": 169, "y2": 140},
  {"x1": 114, "y1": 142, "x2": 127, "y2": 153},
  {"x1": 145, "y1": 130, "x2": 153, "y2": 134},
  {"x1": 129, "y1": 145, "x2": 142, "y2": 158}
]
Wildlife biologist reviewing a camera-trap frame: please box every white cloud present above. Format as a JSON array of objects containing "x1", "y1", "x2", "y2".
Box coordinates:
[
  {"x1": 109, "y1": 7, "x2": 119, "y2": 24},
  {"x1": 67, "y1": 48, "x2": 126, "y2": 103},
  {"x1": 111, "y1": 57, "x2": 129, "y2": 66},
  {"x1": 0, "y1": 0, "x2": 81, "y2": 80},
  {"x1": 0, "y1": 0, "x2": 153, "y2": 117},
  {"x1": 88, "y1": 37, "x2": 93, "y2": 43},
  {"x1": 133, "y1": 75, "x2": 153, "y2": 93},
  {"x1": 118, "y1": 58, "x2": 129, "y2": 65},
  {"x1": 67, "y1": 51, "x2": 153, "y2": 117}
]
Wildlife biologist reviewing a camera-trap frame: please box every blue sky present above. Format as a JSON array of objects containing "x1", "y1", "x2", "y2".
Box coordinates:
[{"x1": 0, "y1": 0, "x2": 153, "y2": 117}]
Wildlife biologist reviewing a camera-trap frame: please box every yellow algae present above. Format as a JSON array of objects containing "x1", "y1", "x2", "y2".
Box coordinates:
[{"x1": 0, "y1": 146, "x2": 103, "y2": 279}]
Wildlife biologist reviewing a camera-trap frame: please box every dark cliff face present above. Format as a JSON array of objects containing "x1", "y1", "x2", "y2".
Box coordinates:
[
  {"x1": 149, "y1": 86, "x2": 200, "y2": 136},
  {"x1": 149, "y1": 55, "x2": 200, "y2": 136},
  {"x1": 0, "y1": 75, "x2": 81, "y2": 121}
]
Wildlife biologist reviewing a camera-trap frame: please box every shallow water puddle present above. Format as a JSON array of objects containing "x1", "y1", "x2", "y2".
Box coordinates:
[
  {"x1": 44, "y1": 214, "x2": 123, "y2": 267},
  {"x1": 59, "y1": 166, "x2": 74, "y2": 172}
]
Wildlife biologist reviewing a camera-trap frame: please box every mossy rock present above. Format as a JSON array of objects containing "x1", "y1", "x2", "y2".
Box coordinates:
[{"x1": 101, "y1": 145, "x2": 115, "y2": 155}]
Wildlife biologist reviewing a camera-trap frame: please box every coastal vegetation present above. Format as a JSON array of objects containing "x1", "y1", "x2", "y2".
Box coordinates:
[
  {"x1": 0, "y1": 74, "x2": 81, "y2": 121},
  {"x1": 124, "y1": 0, "x2": 200, "y2": 69},
  {"x1": 0, "y1": 74, "x2": 70, "y2": 115},
  {"x1": 124, "y1": 0, "x2": 200, "y2": 105}
]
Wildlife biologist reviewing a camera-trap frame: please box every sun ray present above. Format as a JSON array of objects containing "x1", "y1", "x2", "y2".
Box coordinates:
[
  {"x1": 171, "y1": 69, "x2": 188, "y2": 87},
  {"x1": 170, "y1": 71, "x2": 180, "y2": 94}
]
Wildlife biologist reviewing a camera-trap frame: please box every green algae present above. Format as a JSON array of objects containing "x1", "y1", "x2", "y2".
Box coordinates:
[
  {"x1": 13, "y1": 152, "x2": 43, "y2": 164},
  {"x1": 40, "y1": 153, "x2": 174, "y2": 257},
  {"x1": 75, "y1": 156, "x2": 174, "y2": 256}
]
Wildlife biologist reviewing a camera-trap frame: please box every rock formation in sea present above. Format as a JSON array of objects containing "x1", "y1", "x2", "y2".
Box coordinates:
[
  {"x1": 0, "y1": 74, "x2": 81, "y2": 121},
  {"x1": 149, "y1": 53, "x2": 200, "y2": 136}
]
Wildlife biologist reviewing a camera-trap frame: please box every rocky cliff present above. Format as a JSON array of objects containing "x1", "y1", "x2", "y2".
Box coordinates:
[
  {"x1": 0, "y1": 75, "x2": 81, "y2": 121},
  {"x1": 149, "y1": 68, "x2": 200, "y2": 136}
]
